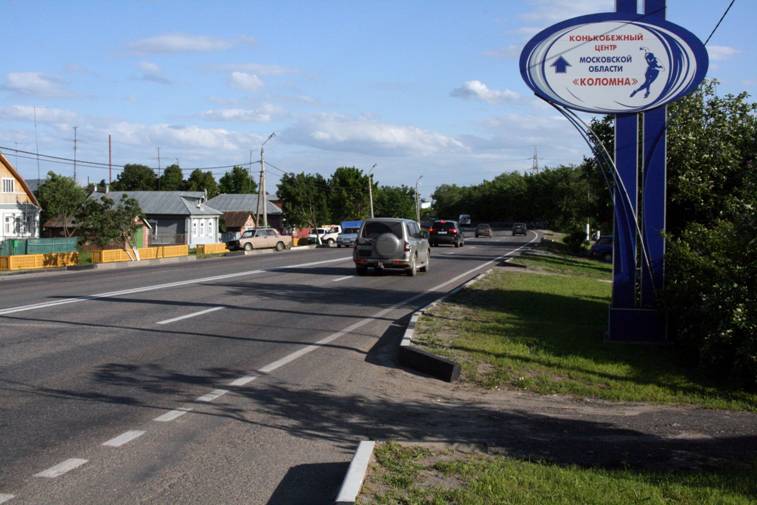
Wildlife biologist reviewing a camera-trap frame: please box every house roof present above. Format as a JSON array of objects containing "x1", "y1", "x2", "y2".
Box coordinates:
[
  {"x1": 223, "y1": 211, "x2": 255, "y2": 228},
  {"x1": 92, "y1": 191, "x2": 223, "y2": 216},
  {"x1": 0, "y1": 152, "x2": 40, "y2": 207},
  {"x1": 207, "y1": 193, "x2": 282, "y2": 215}
]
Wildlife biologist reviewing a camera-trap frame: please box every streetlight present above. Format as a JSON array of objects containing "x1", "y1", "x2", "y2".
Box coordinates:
[
  {"x1": 368, "y1": 163, "x2": 377, "y2": 218},
  {"x1": 257, "y1": 132, "x2": 276, "y2": 228},
  {"x1": 415, "y1": 175, "x2": 423, "y2": 223}
]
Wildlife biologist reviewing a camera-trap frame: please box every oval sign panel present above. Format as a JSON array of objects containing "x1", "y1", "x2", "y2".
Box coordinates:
[{"x1": 520, "y1": 13, "x2": 709, "y2": 114}]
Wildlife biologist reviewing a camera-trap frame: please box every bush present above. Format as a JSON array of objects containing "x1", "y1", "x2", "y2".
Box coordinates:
[{"x1": 563, "y1": 229, "x2": 589, "y2": 254}]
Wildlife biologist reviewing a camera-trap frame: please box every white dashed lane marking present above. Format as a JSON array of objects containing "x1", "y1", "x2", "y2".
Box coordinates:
[
  {"x1": 154, "y1": 408, "x2": 192, "y2": 422},
  {"x1": 156, "y1": 306, "x2": 224, "y2": 325},
  {"x1": 0, "y1": 494, "x2": 15, "y2": 504},
  {"x1": 102, "y1": 430, "x2": 145, "y2": 448},
  {"x1": 228, "y1": 375, "x2": 256, "y2": 386},
  {"x1": 196, "y1": 389, "x2": 228, "y2": 402},
  {"x1": 34, "y1": 458, "x2": 88, "y2": 478},
  {"x1": 332, "y1": 275, "x2": 353, "y2": 282}
]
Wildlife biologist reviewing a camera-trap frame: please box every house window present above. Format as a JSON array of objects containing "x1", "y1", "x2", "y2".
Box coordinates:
[
  {"x1": 2, "y1": 179, "x2": 14, "y2": 193},
  {"x1": 4, "y1": 214, "x2": 13, "y2": 235},
  {"x1": 207, "y1": 219, "x2": 214, "y2": 237},
  {"x1": 192, "y1": 220, "x2": 198, "y2": 237},
  {"x1": 199, "y1": 220, "x2": 205, "y2": 238}
]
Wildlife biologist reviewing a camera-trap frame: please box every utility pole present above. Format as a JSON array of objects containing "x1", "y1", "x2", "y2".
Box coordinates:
[
  {"x1": 33, "y1": 106, "x2": 40, "y2": 183},
  {"x1": 531, "y1": 146, "x2": 539, "y2": 174},
  {"x1": 415, "y1": 175, "x2": 423, "y2": 223},
  {"x1": 256, "y1": 132, "x2": 275, "y2": 228},
  {"x1": 73, "y1": 126, "x2": 78, "y2": 183},
  {"x1": 156, "y1": 146, "x2": 161, "y2": 190},
  {"x1": 368, "y1": 163, "x2": 376, "y2": 219},
  {"x1": 108, "y1": 134, "x2": 112, "y2": 185}
]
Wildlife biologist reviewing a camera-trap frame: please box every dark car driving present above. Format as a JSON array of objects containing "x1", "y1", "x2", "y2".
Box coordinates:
[
  {"x1": 429, "y1": 220, "x2": 464, "y2": 247},
  {"x1": 590, "y1": 235, "x2": 613, "y2": 262},
  {"x1": 475, "y1": 223, "x2": 492, "y2": 237},
  {"x1": 512, "y1": 223, "x2": 528, "y2": 236}
]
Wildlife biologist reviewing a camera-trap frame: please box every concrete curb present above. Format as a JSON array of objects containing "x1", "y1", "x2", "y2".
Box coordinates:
[
  {"x1": 397, "y1": 269, "x2": 492, "y2": 382},
  {"x1": 335, "y1": 440, "x2": 375, "y2": 505},
  {"x1": 89, "y1": 255, "x2": 196, "y2": 269}
]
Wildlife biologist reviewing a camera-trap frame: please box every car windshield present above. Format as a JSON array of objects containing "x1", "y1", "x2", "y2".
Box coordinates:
[
  {"x1": 362, "y1": 221, "x2": 403, "y2": 238},
  {"x1": 597, "y1": 236, "x2": 612, "y2": 245},
  {"x1": 477, "y1": 224, "x2": 489, "y2": 230},
  {"x1": 343, "y1": 228, "x2": 360, "y2": 234}
]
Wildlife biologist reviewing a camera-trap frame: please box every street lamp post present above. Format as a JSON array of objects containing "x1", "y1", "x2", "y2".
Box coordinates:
[
  {"x1": 257, "y1": 132, "x2": 275, "y2": 228},
  {"x1": 415, "y1": 175, "x2": 423, "y2": 223},
  {"x1": 368, "y1": 163, "x2": 376, "y2": 219}
]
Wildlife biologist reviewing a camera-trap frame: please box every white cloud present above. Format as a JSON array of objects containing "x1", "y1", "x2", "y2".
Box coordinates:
[
  {"x1": 107, "y1": 121, "x2": 259, "y2": 152},
  {"x1": 229, "y1": 71, "x2": 263, "y2": 92},
  {"x1": 201, "y1": 104, "x2": 282, "y2": 122},
  {"x1": 283, "y1": 114, "x2": 465, "y2": 156},
  {"x1": 128, "y1": 33, "x2": 254, "y2": 54},
  {"x1": 0, "y1": 105, "x2": 78, "y2": 123},
  {"x1": 450, "y1": 80, "x2": 520, "y2": 104},
  {"x1": 217, "y1": 63, "x2": 296, "y2": 76},
  {"x1": 137, "y1": 62, "x2": 171, "y2": 84},
  {"x1": 521, "y1": 0, "x2": 613, "y2": 22},
  {"x1": 483, "y1": 44, "x2": 523, "y2": 59},
  {"x1": 3, "y1": 72, "x2": 69, "y2": 97},
  {"x1": 707, "y1": 45, "x2": 740, "y2": 61}
]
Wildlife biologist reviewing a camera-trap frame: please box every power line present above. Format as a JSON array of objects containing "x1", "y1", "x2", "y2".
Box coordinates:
[{"x1": 704, "y1": 0, "x2": 736, "y2": 45}]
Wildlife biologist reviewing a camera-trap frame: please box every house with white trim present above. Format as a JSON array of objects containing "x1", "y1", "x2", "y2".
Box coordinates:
[{"x1": 0, "y1": 153, "x2": 41, "y2": 245}]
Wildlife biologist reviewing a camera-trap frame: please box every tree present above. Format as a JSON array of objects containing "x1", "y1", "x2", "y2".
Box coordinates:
[
  {"x1": 111, "y1": 164, "x2": 157, "y2": 191},
  {"x1": 77, "y1": 194, "x2": 143, "y2": 252},
  {"x1": 184, "y1": 169, "x2": 219, "y2": 198},
  {"x1": 276, "y1": 172, "x2": 331, "y2": 228},
  {"x1": 36, "y1": 172, "x2": 88, "y2": 237},
  {"x1": 219, "y1": 165, "x2": 257, "y2": 194},
  {"x1": 329, "y1": 167, "x2": 371, "y2": 220},
  {"x1": 159, "y1": 164, "x2": 184, "y2": 191},
  {"x1": 374, "y1": 185, "x2": 416, "y2": 219}
]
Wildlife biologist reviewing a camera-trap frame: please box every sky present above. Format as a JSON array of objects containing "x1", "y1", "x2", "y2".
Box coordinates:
[{"x1": 1, "y1": 0, "x2": 753, "y2": 198}]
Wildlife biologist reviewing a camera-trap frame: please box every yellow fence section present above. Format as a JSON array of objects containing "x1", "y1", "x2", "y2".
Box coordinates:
[
  {"x1": 92, "y1": 244, "x2": 189, "y2": 264},
  {"x1": 196, "y1": 243, "x2": 229, "y2": 255},
  {"x1": 0, "y1": 252, "x2": 79, "y2": 271}
]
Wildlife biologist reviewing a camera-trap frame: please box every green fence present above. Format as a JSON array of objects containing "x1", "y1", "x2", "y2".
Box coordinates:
[{"x1": 0, "y1": 237, "x2": 79, "y2": 256}]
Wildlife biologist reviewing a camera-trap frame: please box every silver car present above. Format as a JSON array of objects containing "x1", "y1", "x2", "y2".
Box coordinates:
[{"x1": 353, "y1": 218, "x2": 430, "y2": 276}]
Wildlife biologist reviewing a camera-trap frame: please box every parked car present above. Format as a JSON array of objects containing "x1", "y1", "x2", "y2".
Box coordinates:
[
  {"x1": 475, "y1": 223, "x2": 492, "y2": 237},
  {"x1": 226, "y1": 227, "x2": 292, "y2": 252},
  {"x1": 512, "y1": 222, "x2": 528, "y2": 236},
  {"x1": 590, "y1": 235, "x2": 613, "y2": 262},
  {"x1": 353, "y1": 218, "x2": 430, "y2": 276},
  {"x1": 308, "y1": 225, "x2": 342, "y2": 246},
  {"x1": 337, "y1": 220, "x2": 362, "y2": 248},
  {"x1": 429, "y1": 220, "x2": 464, "y2": 247}
]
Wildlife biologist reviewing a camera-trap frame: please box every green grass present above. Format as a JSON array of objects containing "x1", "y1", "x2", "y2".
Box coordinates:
[
  {"x1": 77, "y1": 249, "x2": 93, "y2": 265},
  {"x1": 415, "y1": 267, "x2": 756, "y2": 411},
  {"x1": 515, "y1": 249, "x2": 612, "y2": 279},
  {"x1": 359, "y1": 443, "x2": 757, "y2": 505}
]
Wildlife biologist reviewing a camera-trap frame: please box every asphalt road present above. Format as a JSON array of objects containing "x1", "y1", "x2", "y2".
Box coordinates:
[{"x1": 0, "y1": 230, "x2": 537, "y2": 505}]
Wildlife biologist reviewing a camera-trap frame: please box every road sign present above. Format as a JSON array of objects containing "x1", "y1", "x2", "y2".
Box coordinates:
[{"x1": 520, "y1": 13, "x2": 709, "y2": 114}]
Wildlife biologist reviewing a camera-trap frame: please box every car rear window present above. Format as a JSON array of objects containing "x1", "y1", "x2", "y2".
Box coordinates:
[
  {"x1": 343, "y1": 227, "x2": 360, "y2": 234},
  {"x1": 362, "y1": 221, "x2": 403, "y2": 238},
  {"x1": 433, "y1": 221, "x2": 456, "y2": 231}
]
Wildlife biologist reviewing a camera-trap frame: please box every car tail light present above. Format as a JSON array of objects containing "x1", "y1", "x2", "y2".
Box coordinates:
[
  {"x1": 404, "y1": 241, "x2": 410, "y2": 252},
  {"x1": 449, "y1": 228, "x2": 458, "y2": 234}
]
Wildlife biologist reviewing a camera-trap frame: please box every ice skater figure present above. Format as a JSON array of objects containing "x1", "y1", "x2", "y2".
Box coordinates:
[{"x1": 630, "y1": 48, "x2": 663, "y2": 99}]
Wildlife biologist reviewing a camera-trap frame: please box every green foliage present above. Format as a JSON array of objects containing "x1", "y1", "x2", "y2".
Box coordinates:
[
  {"x1": 329, "y1": 166, "x2": 371, "y2": 220},
  {"x1": 76, "y1": 194, "x2": 143, "y2": 249},
  {"x1": 159, "y1": 164, "x2": 184, "y2": 191},
  {"x1": 183, "y1": 169, "x2": 219, "y2": 198},
  {"x1": 374, "y1": 185, "x2": 416, "y2": 219},
  {"x1": 36, "y1": 171, "x2": 88, "y2": 237},
  {"x1": 111, "y1": 163, "x2": 157, "y2": 191},
  {"x1": 276, "y1": 171, "x2": 331, "y2": 227},
  {"x1": 219, "y1": 165, "x2": 257, "y2": 194}
]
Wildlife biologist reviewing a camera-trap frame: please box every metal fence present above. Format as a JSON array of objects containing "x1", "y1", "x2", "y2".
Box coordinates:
[{"x1": 0, "y1": 237, "x2": 79, "y2": 256}]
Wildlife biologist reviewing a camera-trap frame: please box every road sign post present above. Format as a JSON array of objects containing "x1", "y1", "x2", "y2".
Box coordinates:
[{"x1": 520, "y1": 0, "x2": 708, "y2": 342}]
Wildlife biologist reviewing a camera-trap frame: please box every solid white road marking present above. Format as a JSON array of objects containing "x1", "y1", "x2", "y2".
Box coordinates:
[
  {"x1": 196, "y1": 389, "x2": 228, "y2": 402},
  {"x1": 0, "y1": 256, "x2": 352, "y2": 316},
  {"x1": 34, "y1": 458, "x2": 88, "y2": 478},
  {"x1": 228, "y1": 375, "x2": 256, "y2": 386},
  {"x1": 259, "y1": 232, "x2": 539, "y2": 374},
  {"x1": 102, "y1": 430, "x2": 145, "y2": 448},
  {"x1": 0, "y1": 494, "x2": 14, "y2": 504},
  {"x1": 154, "y1": 408, "x2": 192, "y2": 422},
  {"x1": 156, "y1": 306, "x2": 224, "y2": 325},
  {"x1": 332, "y1": 275, "x2": 353, "y2": 282}
]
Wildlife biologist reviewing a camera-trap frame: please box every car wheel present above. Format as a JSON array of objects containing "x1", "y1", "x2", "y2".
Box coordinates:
[
  {"x1": 275, "y1": 241, "x2": 285, "y2": 251},
  {"x1": 356, "y1": 266, "x2": 368, "y2": 276},
  {"x1": 420, "y1": 252, "x2": 430, "y2": 273},
  {"x1": 407, "y1": 254, "x2": 417, "y2": 276},
  {"x1": 244, "y1": 243, "x2": 253, "y2": 251},
  {"x1": 454, "y1": 241, "x2": 459, "y2": 248},
  {"x1": 327, "y1": 238, "x2": 335, "y2": 247}
]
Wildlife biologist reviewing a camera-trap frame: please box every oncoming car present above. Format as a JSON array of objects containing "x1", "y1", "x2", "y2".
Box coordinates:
[
  {"x1": 353, "y1": 218, "x2": 430, "y2": 276},
  {"x1": 475, "y1": 223, "x2": 492, "y2": 237}
]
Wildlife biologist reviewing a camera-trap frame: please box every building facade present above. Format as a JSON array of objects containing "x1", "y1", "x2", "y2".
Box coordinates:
[{"x1": 0, "y1": 153, "x2": 41, "y2": 245}]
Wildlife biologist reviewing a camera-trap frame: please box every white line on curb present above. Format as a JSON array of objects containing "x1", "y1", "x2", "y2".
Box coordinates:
[
  {"x1": 0, "y1": 256, "x2": 351, "y2": 316},
  {"x1": 156, "y1": 306, "x2": 224, "y2": 325},
  {"x1": 102, "y1": 430, "x2": 145, "y2": 448},
  {"x1": 195, "y1": 389, "x2": 228, "y2": 402},
  {"x1": 153, "y1": 408, "x2": 192, "y2": 422},
  {"x1": 34, "y1": 458, "x2": 88, "y2": 478},
  {"x1": 335, "y1": 441, "x2": 375, "y2": 504},
  {"x1": 0, "y1": 494, "x2": 14, "y2": 504},
  {"x1": 228, "y1": 375, "x2": 256, "y2": 386}
]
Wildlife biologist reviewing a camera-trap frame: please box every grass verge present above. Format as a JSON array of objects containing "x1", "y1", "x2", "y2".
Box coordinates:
[
  {"x1": 414, "y1": 257, "x2": 756, "y2": 411},
  {"x1": 359, "y1": 442, "x2": 757, "y2": 505}
]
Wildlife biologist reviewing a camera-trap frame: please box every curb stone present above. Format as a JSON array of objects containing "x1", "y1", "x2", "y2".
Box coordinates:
[{"x1": 335, "y1": 440, "x2": 375, "y2": 505}]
